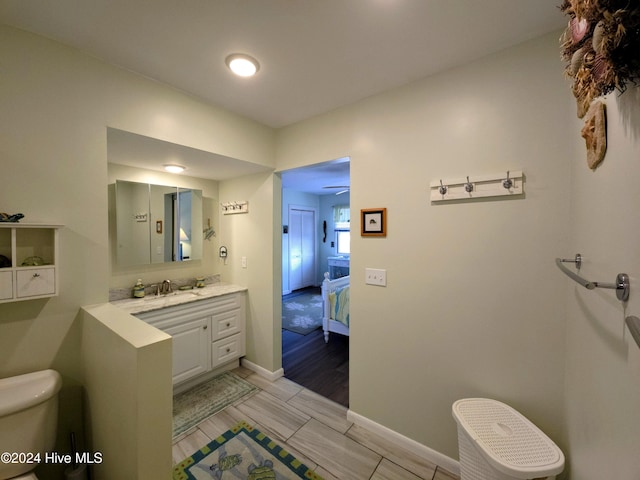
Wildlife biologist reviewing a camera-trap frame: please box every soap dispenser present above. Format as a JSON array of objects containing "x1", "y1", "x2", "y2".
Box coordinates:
[{"x1": 133, "y1": 279, "x2": 145, "y2": 298}]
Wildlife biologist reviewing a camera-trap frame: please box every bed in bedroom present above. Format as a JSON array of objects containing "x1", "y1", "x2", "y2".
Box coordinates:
[{"x1": 321, "y1": 272, "x2": 350, "y2": 343}]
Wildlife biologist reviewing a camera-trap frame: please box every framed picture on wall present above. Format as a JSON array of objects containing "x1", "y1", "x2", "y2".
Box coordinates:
[{"x1": 361, "y1": 208, "x2": 386, "y2": 237}]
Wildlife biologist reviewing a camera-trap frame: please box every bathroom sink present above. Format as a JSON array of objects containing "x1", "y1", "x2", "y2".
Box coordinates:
[{"x1": 111, "y1": 283, "x2": 248, "y2": 315}]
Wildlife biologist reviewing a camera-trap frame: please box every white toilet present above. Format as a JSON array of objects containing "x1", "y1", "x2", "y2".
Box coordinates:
[{"x1": 0, "y1": 369, "x2": 62, "y2": 480}]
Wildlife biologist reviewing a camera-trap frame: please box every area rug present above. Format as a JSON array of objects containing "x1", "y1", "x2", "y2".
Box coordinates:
[
  {"x1": 173, "y1": 420, "x2": 323, "y2": 480},
  {"x1": 282, "y1": 289, "x2": 323, "y2": 335},
  {"x1": 173, "y1": 372, "x2": 259, "y2": 438}
]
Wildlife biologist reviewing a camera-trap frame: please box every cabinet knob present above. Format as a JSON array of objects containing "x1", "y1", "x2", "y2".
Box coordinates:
[
  {"x1": 32, "y1": 273, "x2": 41, "y2": 278},
  {"x1": 203, "y1": 325, "x2": 208, "y2": 330},
  {"x1": 226, "y1": 322, "x2": 230, "y2": 327},
  {"x1": 226, "y1": 347, "x2": 230, "y2": 353}
]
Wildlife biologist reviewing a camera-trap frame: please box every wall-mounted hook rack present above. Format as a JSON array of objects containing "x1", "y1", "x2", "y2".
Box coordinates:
[
  {"x1": 221, "y1": 201, "x2": 249, "y2": 215},
  {"x1": 430, "y1": 170, "x2": 523, "y2": 202}
]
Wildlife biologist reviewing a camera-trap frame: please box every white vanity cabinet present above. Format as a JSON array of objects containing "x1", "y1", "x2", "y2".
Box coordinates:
[
  {"x1": 135, "y1": 291, "x2": 246, "y2": 386},
  {"x1": 0, "y1": 223, "x2": 62, "y2": 303}
]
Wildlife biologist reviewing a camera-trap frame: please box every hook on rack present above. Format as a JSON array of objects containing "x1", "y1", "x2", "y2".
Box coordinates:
[
  {"x1": 464, "y1": 176, "x2": 474, "y2": 193},
  {"x1": 439, "y1": 179, "x2": 448, "y2": 195},
  {"x1": 502, "y1": 171, "x2": 513, "y2": 190}
]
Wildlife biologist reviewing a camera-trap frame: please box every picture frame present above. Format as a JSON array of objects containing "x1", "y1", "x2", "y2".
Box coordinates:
[{"x1": 361, "y1": 208, "x2": 386, "y2": 237}]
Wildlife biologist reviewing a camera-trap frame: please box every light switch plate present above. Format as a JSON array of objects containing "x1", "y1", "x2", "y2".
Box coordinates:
[{"x1": 365, "y1": 268, "x2": 386, "y2": 286}]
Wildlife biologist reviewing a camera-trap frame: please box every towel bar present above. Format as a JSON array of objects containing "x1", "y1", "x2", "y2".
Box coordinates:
[{"x1": 555, "y1": 255, "x2": 629, "y2": 302}]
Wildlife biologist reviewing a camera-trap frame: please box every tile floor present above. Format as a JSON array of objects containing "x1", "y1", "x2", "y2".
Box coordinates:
[{"x1": 172, "y1": 367, "x2": 459, "y2": 480}]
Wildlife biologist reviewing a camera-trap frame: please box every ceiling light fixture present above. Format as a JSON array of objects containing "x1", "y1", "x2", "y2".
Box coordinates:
[
  {"x1": 225, "y1": 53, "x2": 260, "y2": 77},
  {"x1": 164, "y1": 164, "x2": 185, "y2": 173}
]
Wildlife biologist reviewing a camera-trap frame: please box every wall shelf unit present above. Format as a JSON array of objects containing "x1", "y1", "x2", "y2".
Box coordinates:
[{"x1": 0, "y1": 223, "x2": 62, "y2": 303}]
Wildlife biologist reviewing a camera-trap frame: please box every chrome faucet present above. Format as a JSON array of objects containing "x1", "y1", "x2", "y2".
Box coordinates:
[{"x1": 161, "y1": 279, "x2": 173, "y2": 294}]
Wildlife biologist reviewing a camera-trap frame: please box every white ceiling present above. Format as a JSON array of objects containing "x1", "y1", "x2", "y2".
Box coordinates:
[{"x1": 1, "y1": 0, "x2": 566, "y2": 193}]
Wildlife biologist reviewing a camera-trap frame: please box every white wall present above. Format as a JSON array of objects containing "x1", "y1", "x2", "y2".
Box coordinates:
[{"x1": 277, "y1": 32, "x2": 572, "y2": 463}]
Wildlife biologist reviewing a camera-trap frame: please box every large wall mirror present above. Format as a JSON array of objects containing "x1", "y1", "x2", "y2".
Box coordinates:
[{"x1": 115, "y1": 179, "x2": 203, "y2": 266}]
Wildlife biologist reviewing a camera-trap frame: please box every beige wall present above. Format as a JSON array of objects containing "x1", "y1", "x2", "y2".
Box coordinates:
[
  {"x1": 563, "y1": 91, "x2": 640, "y2": 478},
  {"x1": 0, "y1": 24, "x2": 275, "y2": 479},
  {"x1": 277, "y1": 30, "x2": 640, "y2": 478},
  {"x1": 4, "y1": 19, "x2": 640, "y2": 480},
  {"x1": 218, "y1": 172, "x2": 282, "y2": 372},
  {"x1": 277, "y1": 32, "x2": 572, "y2": 461},
  {"x1": 81, "y1": 304, "x2": 172, "y2": 480}
]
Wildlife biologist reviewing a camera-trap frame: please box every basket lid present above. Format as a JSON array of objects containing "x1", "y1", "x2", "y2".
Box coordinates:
[{"x1": 452, "y1": 398, "x2": 564, "y2": 478}]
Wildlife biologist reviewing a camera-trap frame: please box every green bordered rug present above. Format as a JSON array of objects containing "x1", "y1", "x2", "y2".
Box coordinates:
[
  {"x1": 173, "y1": 420, "x2": 323, "y2": 480},
  {"x1": 173, "y1": 372, "x2": 259, "y2": 438}
]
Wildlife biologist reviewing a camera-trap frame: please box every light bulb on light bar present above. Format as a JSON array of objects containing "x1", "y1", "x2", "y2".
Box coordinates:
[
  {"x1": 164, "y1": 164, "x2": 185, "y2": 173},
  {"x1": 225, "y1": 54, "x2": 260, "y2": 77}
]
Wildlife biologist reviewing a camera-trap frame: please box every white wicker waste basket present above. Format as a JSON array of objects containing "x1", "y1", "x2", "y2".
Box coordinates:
[{"x1": 452, "y1": 399, "x2": 564, "y2": 480}]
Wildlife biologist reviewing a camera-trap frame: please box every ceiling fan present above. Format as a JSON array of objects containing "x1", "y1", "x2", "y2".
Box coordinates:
[{"x1": 322, "y1": 185, "x2": 350, "y2": 195}]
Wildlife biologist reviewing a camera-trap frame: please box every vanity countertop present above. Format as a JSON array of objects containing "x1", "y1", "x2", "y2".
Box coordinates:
[{"x1": 111, "y1": 283, "x2": 247, "y2": 315}]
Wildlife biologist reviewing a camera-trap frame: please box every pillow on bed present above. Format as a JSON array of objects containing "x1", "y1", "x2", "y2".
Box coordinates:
[{"x1": 328, "y1": 286, "x2": 349, "y2": 327}]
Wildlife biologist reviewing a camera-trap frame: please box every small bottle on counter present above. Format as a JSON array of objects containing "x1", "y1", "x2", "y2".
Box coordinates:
[
  {"x1": 195, "y1": 277, "x2": 205, "y2": 288},
  {"x1": 133, "y1": 279, "x2": 145, "y2": 298}
]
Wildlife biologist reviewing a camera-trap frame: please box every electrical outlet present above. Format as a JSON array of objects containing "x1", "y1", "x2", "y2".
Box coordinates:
[
  {"x1": 241, "y1": 256, "x2": 247, "y2": 268},
  {"x1": 365, "y1": 268, "x2": 386, "y2": 286}
]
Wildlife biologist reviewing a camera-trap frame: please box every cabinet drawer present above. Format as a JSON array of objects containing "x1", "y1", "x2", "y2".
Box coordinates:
[
  {"x1": 212, "y1": 333, "x2": 241, "y2": 368},
  {"x1": 16, "y1": 268, "x2": 55, "y2": 298},
  {"x1": 207, "y1": 293, "x2": 243, "y2": 315},
  {"x1": 0, "y1": 271, "x2": 12, "y2": 300},
  {"x1": 211, "y1": 309, "x2": 241, "y2": 341}
]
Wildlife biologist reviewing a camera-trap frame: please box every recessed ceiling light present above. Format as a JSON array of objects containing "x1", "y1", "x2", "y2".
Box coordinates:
[
  {"x1": 225, "y1": 53, "x2": 260, "y2": 77},
  {"x1": 164, "y1": 164, "x2": 185, "y2": 173}
]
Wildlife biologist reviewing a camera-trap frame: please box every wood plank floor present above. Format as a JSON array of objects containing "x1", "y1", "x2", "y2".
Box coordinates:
[
  {"x1": 282, "y1": 287, "x2": 350, "y2": 407},
  {"x1": 282, "y1": 328, "x2": 349, "y2": 407},
  {"x1": 172, "y1": 367, "x2": 460, "y2": 480}
]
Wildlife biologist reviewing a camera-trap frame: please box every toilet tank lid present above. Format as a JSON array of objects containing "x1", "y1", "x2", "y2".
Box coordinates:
[{"x1": 0, "y1": 369, "x2": 62, "y2": 417}]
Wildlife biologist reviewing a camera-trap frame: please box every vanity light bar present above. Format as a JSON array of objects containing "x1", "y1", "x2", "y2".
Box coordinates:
[{"x1": 221, "y1": 201, "x2": 249, "y2": 215}]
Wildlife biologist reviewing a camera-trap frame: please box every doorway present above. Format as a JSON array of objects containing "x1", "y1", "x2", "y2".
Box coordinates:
[{"x1": 280, "y1": 158, "x2": 350, "y2": 406}]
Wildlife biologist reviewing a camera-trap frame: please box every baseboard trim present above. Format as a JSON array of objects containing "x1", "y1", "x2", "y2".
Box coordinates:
[
  {"x1": 346, "y1": 409, "x2": 460, "y2": 476},
  {"x1": 240, "y1": 358, "x2": 284, "y2": 382}
]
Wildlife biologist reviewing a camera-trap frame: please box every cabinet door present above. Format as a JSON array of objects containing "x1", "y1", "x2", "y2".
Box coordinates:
[{"x1": 164, "y1": 316, "x2": 210, "y2": 385}]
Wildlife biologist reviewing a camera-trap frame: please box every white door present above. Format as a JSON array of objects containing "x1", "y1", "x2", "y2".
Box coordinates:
[{"x1": 289, "y1": 207, "x2": 316, "y2": 291}]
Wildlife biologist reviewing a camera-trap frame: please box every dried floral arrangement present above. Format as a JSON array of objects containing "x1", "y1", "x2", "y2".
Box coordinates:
[{"x1": 560, "y1": 0, "x2": 640, "y2": 118}]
